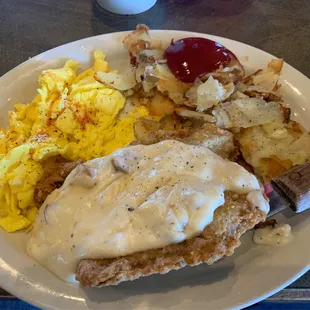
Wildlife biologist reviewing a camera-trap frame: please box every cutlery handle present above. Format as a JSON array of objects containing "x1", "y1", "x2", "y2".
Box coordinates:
[{"x1": 271, "y1": 162, "x2": 310, "y2": 213}]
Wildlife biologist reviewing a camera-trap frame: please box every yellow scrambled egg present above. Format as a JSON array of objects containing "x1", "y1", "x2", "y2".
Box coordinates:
[{"x1": 0, "y1": 51, "x2": 148, "y2": 232}]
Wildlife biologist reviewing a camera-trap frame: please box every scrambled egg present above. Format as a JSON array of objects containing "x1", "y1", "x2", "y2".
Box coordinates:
[{"x1": 0, "y1": 51, "x2": 147, "y2": 232}]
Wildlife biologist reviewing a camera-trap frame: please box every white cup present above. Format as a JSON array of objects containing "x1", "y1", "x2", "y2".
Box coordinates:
[{"x1": 96, "y1": 0, "x2": 157, "y2": 15}]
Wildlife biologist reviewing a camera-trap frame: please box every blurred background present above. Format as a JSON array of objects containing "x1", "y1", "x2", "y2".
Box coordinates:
[{"x1": 0, "y1": 0, "x2": 309, "y2": 76}]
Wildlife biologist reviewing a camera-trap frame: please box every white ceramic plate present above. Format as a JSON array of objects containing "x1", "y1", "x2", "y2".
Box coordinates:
[{"x1": 0, "y1": 30, "x2": 309, "y2": 310}]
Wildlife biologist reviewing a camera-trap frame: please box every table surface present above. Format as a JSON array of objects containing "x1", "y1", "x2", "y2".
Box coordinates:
[{"x1": 0, "y1": 0, "x2": 309, "y2": 309}]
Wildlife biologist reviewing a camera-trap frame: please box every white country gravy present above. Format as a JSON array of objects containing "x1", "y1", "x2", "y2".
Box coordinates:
[
  {"x1": 27, "y1": 140, "x2": 269, "y2": 283},
  {"x1": 253, "y1": 224, "x2": 293, "y2": 247}
]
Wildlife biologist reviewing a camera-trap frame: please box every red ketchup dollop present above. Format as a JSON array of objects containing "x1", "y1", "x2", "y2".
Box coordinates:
[{"x1": 164, "y1": 37, "x2": 238, "y2": 83}]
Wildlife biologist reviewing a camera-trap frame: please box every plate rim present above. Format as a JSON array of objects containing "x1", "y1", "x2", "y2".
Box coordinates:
[
  {"x1": 0, "y1": 29, "x2": 309, "y2": 310},
  {"x1": 1, "y1": 29, "x2": 310, "y2": 83}
]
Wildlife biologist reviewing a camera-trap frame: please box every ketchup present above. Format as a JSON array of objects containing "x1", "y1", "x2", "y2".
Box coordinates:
[{"x1": 164, "y1": 37, "x2": 238, "y2": 83}]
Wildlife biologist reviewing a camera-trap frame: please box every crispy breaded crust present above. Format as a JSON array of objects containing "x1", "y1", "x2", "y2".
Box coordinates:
[
  {"x1": 34, "y1": 158, "x2": 82, "y2": 207},
  {"x1": 76, "y1": 191, "x2": 266, "y2": 287}
]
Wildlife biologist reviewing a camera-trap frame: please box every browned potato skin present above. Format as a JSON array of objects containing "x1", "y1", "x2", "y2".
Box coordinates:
[
  {"x1": 267, "y1": 58, "x2": 284, "y2": 73},
  {"x1": 140, "y1": 91, "x2": 175, "y2": 117}
]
